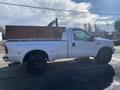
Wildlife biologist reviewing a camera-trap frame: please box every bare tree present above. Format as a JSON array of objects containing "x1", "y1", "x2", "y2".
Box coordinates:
[
  {"x1": 115, "y1": 20, "x2": 120, "y2": 32},
  {"x1": 88, "y1": 23, "x2": 92, "y2": 33},
  {"x1": 0, "y1": 26, "x2": 5, "y2": 40}
]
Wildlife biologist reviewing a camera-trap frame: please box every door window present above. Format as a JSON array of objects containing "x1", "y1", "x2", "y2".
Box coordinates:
[{"x1": 73, "y1": 29, "x2": 90, "y2": 41}]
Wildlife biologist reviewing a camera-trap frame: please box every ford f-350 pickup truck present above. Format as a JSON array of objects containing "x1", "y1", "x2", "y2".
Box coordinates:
[{"x1": 3, "y1": 26, "x2": 115, "y2": 74}]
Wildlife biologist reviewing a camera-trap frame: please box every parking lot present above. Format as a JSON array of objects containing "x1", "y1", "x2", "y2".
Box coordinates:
[{"x1": 0, "y1": 47, "x2": 119, "y2": 90}]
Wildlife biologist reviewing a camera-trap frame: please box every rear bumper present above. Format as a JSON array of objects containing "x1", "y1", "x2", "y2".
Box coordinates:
[
  {"x1": 3, "y1": 55, "x2": 23, "y2": 64},
  {"x1": 3, "y1": 56, "x2": 9, "y2": 62}
]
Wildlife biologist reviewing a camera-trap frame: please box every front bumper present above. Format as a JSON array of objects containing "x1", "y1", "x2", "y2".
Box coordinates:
[
  {"x1": 113, "y1": 40, "x2": 120, "y2": 46},
  {"x1": 112, "y1": 48, "x2": 115, "y2": 54}
]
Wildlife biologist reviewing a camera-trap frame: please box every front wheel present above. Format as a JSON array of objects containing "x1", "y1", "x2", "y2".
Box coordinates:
[
  {"x1": 96, "y1": 48, "x2": 112, "y2": 64},
  {"x1": 26, "y1": 54, "x2": 47, "y2": 74}
]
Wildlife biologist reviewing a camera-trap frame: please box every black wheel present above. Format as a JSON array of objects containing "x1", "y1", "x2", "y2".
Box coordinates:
[
  {"x1": 26, "y1": 53, "x2": 47, "y2": 74},
  {"x1": 96, "y1": 48, "x2": 112, "y2": 64}
]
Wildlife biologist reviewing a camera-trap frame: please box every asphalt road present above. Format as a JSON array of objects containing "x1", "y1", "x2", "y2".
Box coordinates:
[{"x1": 0, "y1": 47, "x2": 119, "y2": 90}]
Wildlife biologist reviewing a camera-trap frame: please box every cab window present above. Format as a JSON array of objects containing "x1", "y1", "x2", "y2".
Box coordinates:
[{"x1": 73, "y1": 29, "x2": 90, "y2": 41}]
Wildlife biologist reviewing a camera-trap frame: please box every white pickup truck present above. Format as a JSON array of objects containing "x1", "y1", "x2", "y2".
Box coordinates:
[{"x1": 3, "y1": 27, "x2": 115, "y2": 74}]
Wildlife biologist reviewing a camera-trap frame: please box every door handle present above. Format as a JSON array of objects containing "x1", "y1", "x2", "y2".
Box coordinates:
[{"x1": 72, "y1": 42, "x2": 75, "y2": 47}]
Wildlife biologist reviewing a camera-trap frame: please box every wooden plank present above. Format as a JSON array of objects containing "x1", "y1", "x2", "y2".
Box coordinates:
[{"x1": 5, "y1": 26, "x2": 65, "y2": 40}]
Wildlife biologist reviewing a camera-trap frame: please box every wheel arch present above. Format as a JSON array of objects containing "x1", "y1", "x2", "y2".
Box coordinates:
[
  {"x1": 97, "y1": 46, "x2": 113, "y2": 56},
  {"x1": 23, "y1": 50, "x2": 49, "y2": 63},
  {"x1": 95, "y1": 46, "x2": 113, "y2": 64}
]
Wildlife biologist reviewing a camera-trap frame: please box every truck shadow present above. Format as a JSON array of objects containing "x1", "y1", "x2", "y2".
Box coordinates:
[{"x1": 0, "y1": 58, "x2": 115, "y2": 90}]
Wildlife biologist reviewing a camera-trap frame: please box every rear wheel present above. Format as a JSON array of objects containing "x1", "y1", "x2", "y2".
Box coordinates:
[
  {"x1": 26, "y1": 54, "x2": 47, "y2": 74},
  {"x1": 96, "y1": 48, "x2": 112, "y2": 64}
]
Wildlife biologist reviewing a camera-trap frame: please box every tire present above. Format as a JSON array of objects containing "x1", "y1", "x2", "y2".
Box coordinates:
[
  {"x1": 26, "y1": 53, "x2": 47, "y2": 74},
  {"x1": 96, "y1": 48, "x2": 112, "y2": 64}
]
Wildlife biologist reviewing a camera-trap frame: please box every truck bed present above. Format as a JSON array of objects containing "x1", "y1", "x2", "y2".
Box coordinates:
[{"x1": 5, "y1": 40, "x2": 68, "y2": 62}]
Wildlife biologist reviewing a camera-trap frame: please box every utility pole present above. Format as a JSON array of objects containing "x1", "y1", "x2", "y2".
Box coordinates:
[{"x1": 55, "y1": 18, "x2": 58, "y2": 27}]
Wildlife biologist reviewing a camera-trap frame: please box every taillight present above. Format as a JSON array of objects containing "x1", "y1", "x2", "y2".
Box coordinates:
[{"x1": 5, "y1": 45, "x2": 8, "y2": 54}]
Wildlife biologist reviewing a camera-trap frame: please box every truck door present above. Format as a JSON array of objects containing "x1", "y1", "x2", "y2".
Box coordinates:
[{"x1": 71, "y1": 28, "x2": 98, "y2": 58}]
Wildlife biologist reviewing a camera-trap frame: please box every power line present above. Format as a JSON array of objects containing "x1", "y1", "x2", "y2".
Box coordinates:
[
  {"x1": 0, "y1": 2, "x2": 120, "y2": 16},
  {"x1": 0, "y1": 1, "x2": 88, "y2": 13},
  {"x1": 94, "y1": 13, "x2": 120, "y2": 16}
]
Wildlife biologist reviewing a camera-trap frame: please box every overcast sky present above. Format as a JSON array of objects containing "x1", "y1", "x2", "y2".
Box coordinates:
[
  {"x1": 0, "y1": 0, "x2": 100, "y2": 27},
  {"x1": 0, "y1": 0, "x2": 119, "y2": 27},
  {"x1": 74, "y1": 0, "x2": 120, "y2": 15}
]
